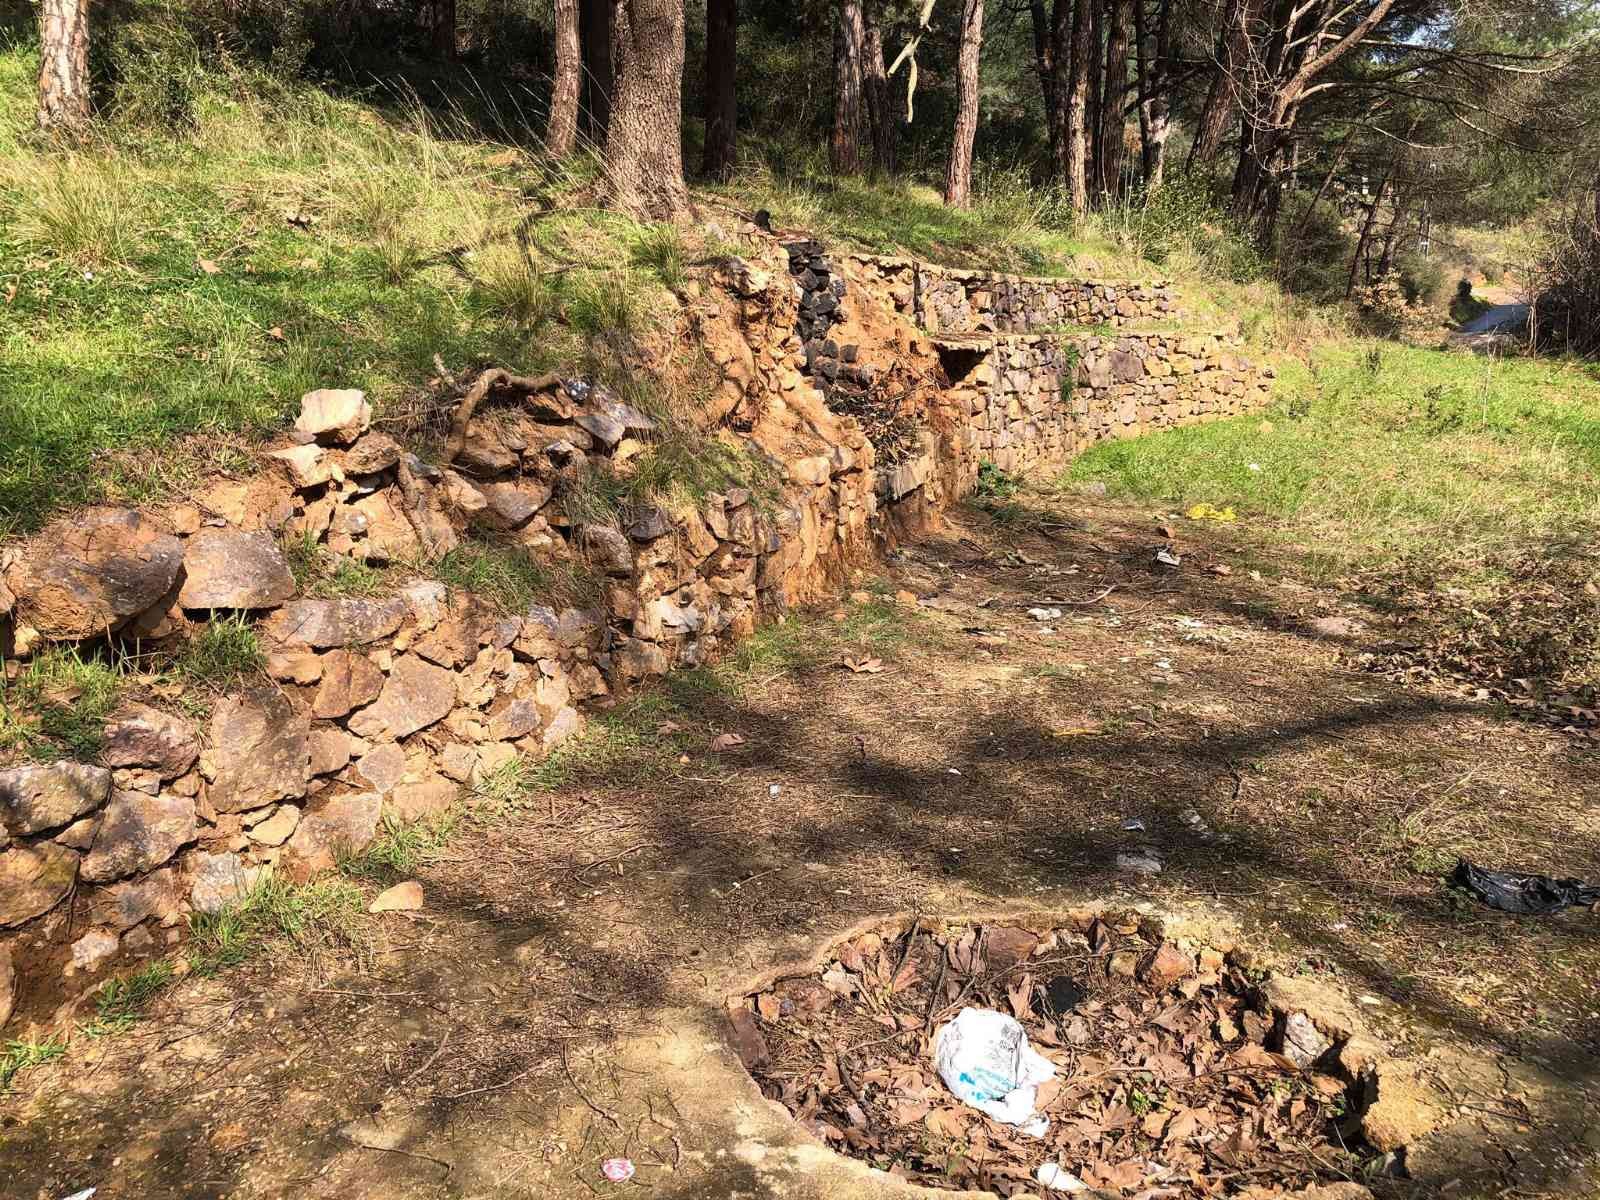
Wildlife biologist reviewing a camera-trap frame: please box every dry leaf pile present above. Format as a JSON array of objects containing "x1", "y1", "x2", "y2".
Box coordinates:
[{"x1": 739, "y1": 919, "x2": 1360, "y2": 1197}]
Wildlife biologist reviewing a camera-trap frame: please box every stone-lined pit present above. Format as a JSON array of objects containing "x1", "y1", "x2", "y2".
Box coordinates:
[{"x1": 730, "y1": 913, "x2": 1419, "y2": 1198}]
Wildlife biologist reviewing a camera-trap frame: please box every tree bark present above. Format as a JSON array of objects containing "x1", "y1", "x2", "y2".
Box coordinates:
[
  {"x1": 1060, "y1": 0, "x2": 1092, "y2": 211},
  {"x1": 831, "y1": 0, "x2": 866, "y2": 176},
  {"x1": 1031, "y1": 0, "x2": 1060, "y2": 171},
  {"x1": 1134, "y1": 0, "x2": 1170, "y2": 188},
  {"x1": 579, "y1": 0, "x2": 616, "y2": 141},
  {"x1": 548, "y1": 0, "x2": 582, "y2": 157},
  {"x1": 701, "y1": 0, "x2": 737, "y2": 179},
  {"x1": 37, "y1": 0, "x2": 91, "y2": 133},
  {"x1": 1345, "y1": 173, "x2": 1390, "y2": 299},
  {"x1": 1188, "y1": 0, "x2": 1257, "y2": 168},
  {"x1": 431, "y1": 0, "x2": 456, "y2": 59},
  {"x1": 944, "y1": 0, "x2": 984, "y2": 207},
  {"x1": 862, "y1": 17, "x2": 896, "y2": 176},
  {"x1": 1098, "y1": 0, "x2": 1130, "y2": 198},
  {"x1": 604, "y1": 0, "x2": 689, "y2": 219},
  {"x1": 1086, "y1": 0, "x2": 1104, "y2": 197}
]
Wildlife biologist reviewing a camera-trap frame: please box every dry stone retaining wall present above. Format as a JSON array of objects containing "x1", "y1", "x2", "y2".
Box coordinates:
[{"x1": 0, "y1": 241, "x2": 1273, "y2": 1027}]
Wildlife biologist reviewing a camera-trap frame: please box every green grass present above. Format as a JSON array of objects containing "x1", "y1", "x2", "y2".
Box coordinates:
[
  {"x1": 0, "y1": 647, "x2": 126, "y2": 761},
  {"x1": 1064, "y1": 342, "x2": 1600, "y2": 585},
  {"x1": 174, "y1": 614, "x2": 266, "y2": 685},
  {"x1": 0, "y1": 1036, "x2": 66, "y2": 1092},
  {"x1": 187, "y1": 872, "x2": 367, "y2": 977},
  {"x1": 81, "y1": 960, "x2": 177, "y2": 1037},
  {"x1": 0, "y1": 49, "x2": 671, "y2": 533},
  {"x1": 343, "y1": 812, "x2": 458, "y2": 880},
  {"x1": 433, "y1": 539, "x2": 591, "y2": 612},
  {"x1": 285, "y1": 532, "x2": 395, "y2": 597}
]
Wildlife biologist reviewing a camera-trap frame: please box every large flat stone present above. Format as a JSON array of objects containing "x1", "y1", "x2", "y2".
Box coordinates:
[
  {"x1": 188, "y1": 850, "x2": 264, "y2": 914},
  {"x1": 7, "y1": 509, "x2": 184, "y2": 639},
  {"x1": 90, "y1": 866, "x2": 184, "y2": 929},
  {"x1": 0, "y1": 762, "x2": 111, "y2": 837},
  {"x1": 0, "y1": 842, "x2": 78, "y2": 927},
  {"x1": 206, "y1": 687, "x2": 310, "y2": 813},
  {"x1": 312, "y1": 650, "x2": 385, "y2": 719},
  {"x1": 260, "y1": 597, "x2": 407, "y2": 649},
  {"x1": 101, "y1": 704, "x2": 200, "y2": 779},
  {"x1": 284, "y1": 792, "x2": 382, "y2": 876},
  {"x1": 295, "y1": 388, "x2": 371, "y2": 445},
  {"x1": 81, "y1": 790, "x2": 197, "y2": 882},
  {"x1": 178, "y1": 530, "x2": 296, "y2": 610},
  {"x1": 346, "y1": 656, "x2": 456, "y2": 741}
]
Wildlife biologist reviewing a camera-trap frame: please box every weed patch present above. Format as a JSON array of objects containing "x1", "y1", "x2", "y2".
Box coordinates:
[
  {"x1": 0, "y1": 1037, "x2": 65, "y2": 1092},
  {"x1": 174, "y1": 615, "x2": 266, "y2": 686},
  {"x1": 188, "y1": 873, "x2": 367, "y2": 978},
  {"x1": 0, "y1": 648, "x2": 125, "y2": 761},
  {"x1": 81, "y1": 960, "x2": 177, "y2": 1037}
]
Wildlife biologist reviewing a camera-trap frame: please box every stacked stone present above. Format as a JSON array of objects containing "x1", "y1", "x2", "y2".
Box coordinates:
[
  {"x1": 937, "y1": 331, "x2": 1272, "y2": 478},
  {"x1": 784, "y1": 241, "x2": 872, "y2": 397}
]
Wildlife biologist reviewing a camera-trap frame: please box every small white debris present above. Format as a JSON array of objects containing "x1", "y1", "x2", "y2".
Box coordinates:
[
  {"x1": 1035, "y1": 1163, "x2": 1087, "y2": 1192},
  {"x1": 1121, "y1": 817, "x2": 1147, "y2": 832},
  {"x1": 1028, "y1": 607, "x2": 1064, "y2": 621},
  {"x1": 1248, "y1": 462, "x2": 1263, "y2": 472},
  {"x1": 1155, "y1": 548, "x2": 1182, "y2": 568}
]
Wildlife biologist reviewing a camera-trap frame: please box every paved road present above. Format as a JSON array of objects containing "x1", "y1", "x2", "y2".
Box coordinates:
[{"x1": 1458, "y1": 301, "x2": 1531, "y2": 335}]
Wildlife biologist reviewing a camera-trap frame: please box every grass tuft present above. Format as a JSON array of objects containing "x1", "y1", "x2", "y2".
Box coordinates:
[
  {"x1": 0, "y1": 1037, "x2": 66, "y2": 1092},
  {"x1": 0, "y1": 647, "x2": 125, "y2": 761},
  {"x1": 82, "y1": 960, "x2": 177, "y2": 1037},
  {"x1": 188, "y1": 872, "x2": 367, "y2": 977},
  {"x1": 175, "y1": 615, "x2": 266, "y2": 686},
  {"x1": 343, "y1": 812, "x2": 458, "y2": 880}
]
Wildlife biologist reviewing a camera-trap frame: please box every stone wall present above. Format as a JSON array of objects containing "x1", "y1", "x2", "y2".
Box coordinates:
[
  {"x1": 851, "y1": 255, "x2": 1177, "y2": 336},
  {"x1": 935, "y1": 330, "x2": 1272, "y2": 477},
  {"x1": 0, "y1": 240, "x2": 1274, "y2": 1027}
]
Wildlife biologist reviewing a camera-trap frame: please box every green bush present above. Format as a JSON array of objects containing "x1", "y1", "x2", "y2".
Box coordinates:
[{"x1": 1124, "y1": 174, "x2": 1266, "y2": 283}]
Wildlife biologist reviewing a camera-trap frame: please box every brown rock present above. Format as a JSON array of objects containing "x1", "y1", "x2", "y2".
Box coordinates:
[
  {"x1": 355, "y1": 743, "x2": 407, "y2": 793},
  {"x1": 577, "y1": 525, "x2": 634, "y2": 576},
  {"x1": 312, "y1": 649, "x2": 385, "y2": 719},
  {"x1": 260, "y1": 597, "x2": 407, "y2": 649},
  {"x1": 8, "y1": 508, "x2": 184, "y2": 638},
  {"x1": 188, "y1": 850, "x2": 263, "y2": 913},
  {"x1": 346, "y1": 655, "x2": 456, "y2": 741},
  {"x1": 102, "y1": 704, "x2": 200, "y2": 779},
  {"x1": 0, "y1": 762, "x2": 111, "y2": 836},
  {"x1": 1262, "y1": 974, "x2": 1367, "y2": 1042},
  {"x1": 1362, "y1": 1064, "x2": 1444, "y2": 1151},
  {"x1": 726, "y1": 1004, "x2": 770, "y2": 1070},
  {"x1": 0, "y1": 842, "x2": 78, "y2": 927},
  {"x1": 81, "y1": 790, "x2": 197, "y2": 882},
  {"x1": 0, "y1": 943, "x2": 13, "y2": 1028},
  {"x1": 1139, "y1": 942, "x2": 1193, "y2": 989},
  {"x1": 56, "y1": 815, "x2": 99, "y2": 849},
  {"x1": 295, "y1": 388, "x2": 371, "y2": 444},
  {"x1": 246, "y1": 804, "x2": 300, "y2": 846},
  {"x1": 478, "y1": 481, "x2": 553, "y2": 529},
  {"x1": 369, "y1": 880, "x2": 424, "y2": 913},
  {"x1": 308, "y1": 728, "x2": 352, "y2": 776},
  {"x1": 178, "y1": 531, "x2": 296, "y2": 610},
  {"x1": 70, "y1": 928, "x2": 119, "y2": 973},
  {"x1": 268, "y1": 443, "x2": 332, "y2": 488},
  {"x1": 983, "y1": 926, "x2": 1041, "y2": 970},
  {"x1": 487, "y1": 698, "x2": 541, "y2": 741},
  {"x1": 349, "y1": 491, "x2": 421, "y2": 563},
  {"x1": 388, "y1": 776, "x2": 457, "y2": 823},
  {"x1": 267, "y1": 650, "x2": 324, "y2": 684},
  {"x1": 90, "y1": 866, "x2": 184, "y2": 929},
  {"x1": 1107, "y1": 950, "x2": 1140, "y2": 978},
  {"x1": 284, "y1": 792, "x2": 382, "y2": 876},
  {"x1": 206, "y1": 687, "x2": 310, "y2": 813},
  {"x1": 340, "y1": 432, "x2": 401, "y2": 474}
]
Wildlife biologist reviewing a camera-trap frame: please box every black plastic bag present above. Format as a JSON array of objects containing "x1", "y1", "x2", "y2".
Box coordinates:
[{"x1": 1451, "y1": 859, "x2": 1600, "y2": 915}]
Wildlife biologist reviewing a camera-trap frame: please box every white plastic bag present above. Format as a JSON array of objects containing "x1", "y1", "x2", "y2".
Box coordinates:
[{"x1": 933, "y1": 1007, "x2": 1056, "y2": 1135}]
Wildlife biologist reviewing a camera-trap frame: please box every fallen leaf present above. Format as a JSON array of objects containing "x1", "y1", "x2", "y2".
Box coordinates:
[
  {"x1": 197, "y1": 258, "x2": 221, "y2": 275},
  {"x1": 1208, "y1": 562, "x2": 1233, "y2": 576},
  {"x1": 710, "y1": 732, "x2": 746, "y2": 751},
  {"x1": 3, "y1": 283, "x2": 15, "y2": 304},
  {"x1": 656, "y1": 720, "x2": 682, "y2": 735},
  {"x1": 756, "y1": 993, "x2": 783, "y2": 1022},
  {"x1": 843, "y1": 656, "x2": 884, "y2": 674},
  {"x1": 267, "y1": 326, "x2": 285, "y2": 341},
  {"x1": 925, "y1": 1107, "x2": 967, "y2": 1138}
]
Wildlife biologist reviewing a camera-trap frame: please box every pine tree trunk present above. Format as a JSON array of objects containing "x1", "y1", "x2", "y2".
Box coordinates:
[
  {"x1": 1134, "y1": 0, "x2": 1169, "y2": 188},
  {"x1": 579, "y1": 0, "x2": 616, "y2": 141},
  {"x1": 432, "y1": 0, "x2": 456, "y2": 59},
  {"x1": 862, "y1": 18, "x2": 896, "y2": 176},
  {"x1": 1099, "y1": 0, "x2": 1129, "y2": 198},
  {"x1": 548, "y1": 0, "x2": 582, "y2": 157},
  {"x1": 701, "y1": 0, "x2": 737, "y2": 179},
  {"x1": 1188, "y1": 0, "x2": 1257, "y2": 168},
  {"x1": 831, "y1": 0, "x2": 866, "y2": 176},
  {"x1": 604, "y1": 0, "x2": 688, "y2": 219},
  {"x1": 37, "y1": 0, "x2": 91, "y2": 133},
  {"x1": 944, "y1": 0, "x2": 983, "y2": 207},
  {"x1": 1059, "y1": 0, "x2": 1092, "y2": 211},
  {"x1": 1030, "y1": 0, "x2": 1059, "y2": 172}
]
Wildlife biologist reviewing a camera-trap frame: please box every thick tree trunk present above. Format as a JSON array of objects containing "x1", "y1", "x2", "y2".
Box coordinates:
[
  {"x1": 1134, "y1": 0, "x2": 1169, "y2": 188},
  {"x1": 1098, "y1": 0, "x2": 1130, "y2": 198},
  {"x1": 431, "y1": 0, "x2": 456, "y2": 59},
  {"x1": 1031, "y1": 0, "x2": 1060, "y2": 171},
  {"x1": 604, "y1": 0, "x2": 688, "y2": 219},
  {"x1": 701, "y1": 0, "x2": 737, "y2": 179},
  {"x1": 1086, "y1": 0, "x2": 1103, "y2": 197},
  {"x1": 831, "y1": 0, "x2": 866, "y2": 176},
  {"x1": 862, "y1": 18, "x2": 896, "y2": 176},
  {"x1": 1060, "y1": 0, "x2": 1092, "y2": 211},
  {"x1": 1188, "y1": 0, "x2": 1257, "y2": 168},
  {"x1": 548, "y1": 0, "x2": 582, "y2": 157},
  {"x1": 37, "y1": 0, "x2": 91, "y2": 133},
  {"x1": 944, "y1": 0, "x2": 984, "y2": 207},
  {"x1": 579, "y1": 0, "x2": 616, "y2": 141}
]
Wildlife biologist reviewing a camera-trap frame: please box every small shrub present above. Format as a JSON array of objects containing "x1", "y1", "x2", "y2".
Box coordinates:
[
  {"x1": 176, "y1": 615, "x2": 266, "y2": 685},
  {"x1": 974, "y1": 460, "x2": 1020, "y2": 500}
]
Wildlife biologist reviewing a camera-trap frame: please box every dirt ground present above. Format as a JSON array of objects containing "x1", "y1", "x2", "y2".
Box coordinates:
[{"x1": 3, "y1": 489, "x2": 1598, "y2": 1200}]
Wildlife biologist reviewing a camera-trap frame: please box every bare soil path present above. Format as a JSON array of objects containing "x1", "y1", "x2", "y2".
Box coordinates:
[{"x1": 4, "y1": 491, "x2": 1598, "y2": 1200}]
